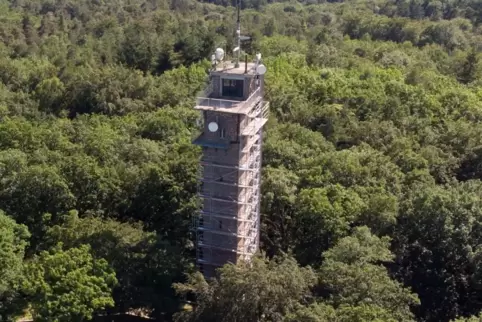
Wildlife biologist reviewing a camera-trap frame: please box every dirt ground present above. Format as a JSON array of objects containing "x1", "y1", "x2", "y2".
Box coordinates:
[
  {"x1": 18, "y1": 313, "x2": 156, "y2": 322},
  {"x1": 91, "y1": 314, "x2": 155, "y2": 322}
]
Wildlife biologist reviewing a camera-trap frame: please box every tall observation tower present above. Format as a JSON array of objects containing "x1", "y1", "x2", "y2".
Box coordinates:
[{"x1": 192, "y1": 8, "x2": 269, "y2": 278}]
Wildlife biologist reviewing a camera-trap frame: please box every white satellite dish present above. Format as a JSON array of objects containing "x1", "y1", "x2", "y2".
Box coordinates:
[
  {"x1": 208, "y1": 122, "x2": 219, "y2": 132},
  {"x1": 215, "y1": 48, "x2": 225, "y2": 61},
  {"x1": 256, "y1": 64, "x2": 267, "y2": 75}
]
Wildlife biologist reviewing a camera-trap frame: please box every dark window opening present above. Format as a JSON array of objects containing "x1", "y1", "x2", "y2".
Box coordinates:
[
  {"x1": 219, "y1": 220, "x2": 222, "y2": 229},
  {"x1": 222, "y1": 79, "x2": 244, "y2": 98}
]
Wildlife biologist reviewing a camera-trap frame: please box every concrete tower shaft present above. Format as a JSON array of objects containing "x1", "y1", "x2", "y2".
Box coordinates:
[{"x1": 192, "y1": 61, "x2": 269, "y2": 278}]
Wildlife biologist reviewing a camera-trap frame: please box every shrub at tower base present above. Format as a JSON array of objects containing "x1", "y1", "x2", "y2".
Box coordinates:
[{"x1": 172, "y1": 227, "x2": 419, "y2": 322}]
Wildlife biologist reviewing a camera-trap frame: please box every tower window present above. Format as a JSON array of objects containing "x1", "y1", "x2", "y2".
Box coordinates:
[
  {"x1": 222, "y1": 79, "x2": 244, "y2": 98},
  {"x1": 219, "y1": 220, "x2": 223, "y2": 229},
  {"x1": 220, "y1": 128, "x2": 226, "y2": 138}
]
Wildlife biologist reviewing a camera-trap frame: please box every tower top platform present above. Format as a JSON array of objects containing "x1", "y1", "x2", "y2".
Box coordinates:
[
  {"x1": 211, "y1": 62, "x2": 259, "y2": 76},
  {"x1": 194, "y1": 60, "x2": 266, "y2": 115}
]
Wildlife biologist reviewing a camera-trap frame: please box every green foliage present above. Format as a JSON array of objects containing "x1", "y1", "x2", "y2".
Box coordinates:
[
  {"x1": 284, "y1": 227, "x2": 419, "y2": 322},
  {"x1": 393, "y1": 182, "x2": 482, "y2": 320},
  {"x1": 2, "y1": 0, "x2": 482, "y2": 320},
  {"x1": 22, "y1": 243, "x2": 118, "y2": 322},
  {"x1": 453, "y1": 313, "x2": 482, "y2": 322},
  {"x1": 44, "y1": 211, "x2": 191, "y2": 318},
  {"x1": 0, "y1": 211, "x2": 30, "y2": 321},
  {"x1": 293, "y1": 185, "x2": 366, "y2": 265},
  {"x1": 287, "y1": 302, "x2": 404, "y2": 322},
  {"x1": 173, "y1": 255, "x2": 317, "y2": 322},
  {"x1": 319, "y1": 226, "x2": 419, "y2": 322},
  {"x1": 0, "y1": 211, "x2": 30, "y2": 295}
]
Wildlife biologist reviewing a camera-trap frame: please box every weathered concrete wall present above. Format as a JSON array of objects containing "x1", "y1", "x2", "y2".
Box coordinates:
[
  {"x1": 200, "y1": 248, "x2": 237, "y2": 266},
  {"x1": 212, "y1": 75, "x2": 221, "y2": 98},
  {"x1": 202, "y1": 182, "x2": 238, "y2": 200},
  {"x1": 203, "y1": 199, "x2": 238, "y2": 215},
  {"x1": 202, "y1": 145, "x2": 240, "y2": 166},
  {"x1": 197, "y1": 71, "x2": 267, "y2": 277},
  {"x1": 201, "y1": 215, "x2": 237, "y2": 232},
  {"x1": 201, "y1": 248, "x2": 237, "y2": 277},
  {"x1": 203, "y1": 111, "x2": 240, "y2": 142}
]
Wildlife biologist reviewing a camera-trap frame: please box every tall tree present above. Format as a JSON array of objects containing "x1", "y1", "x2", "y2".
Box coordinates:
[
  {"x1": 0, "y1": 211, "x2": 30, "y2": 321},
  {"x1": 393, "y1": 182, "x2": 482, "y2": 321},
  {"x1": 22, "y1": 243, "x2": 118, "y2": 322},
  {"x1": 173, "y1": 255, "x2": 317, "y2": 322},
  {"x1": 44, "y1": 211, "x2": 190, "y2": 319},
  {"x1": 319, "y1": 226, "x2": 420, "y2": 321}
]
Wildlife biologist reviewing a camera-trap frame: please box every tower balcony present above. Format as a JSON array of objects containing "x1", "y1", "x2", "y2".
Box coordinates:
[{"x1": 195, "y1": 87, "x2": 262, "y2": 115}]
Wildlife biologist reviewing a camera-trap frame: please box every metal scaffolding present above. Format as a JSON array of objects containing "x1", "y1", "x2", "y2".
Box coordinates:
[
  {"x1": 191, "y1": 56, "x2": 269, "y2": 277},
  {"x1": 193, "y1": 98, "x2": 269, "y2": 272}
]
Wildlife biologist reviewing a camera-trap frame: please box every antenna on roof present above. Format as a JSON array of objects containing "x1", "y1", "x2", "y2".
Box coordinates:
[
  {"x1": 211, "y1": 47, "x2": 225, "y2": 71},
  {"x1": 254, "y1": 52, "x2": 266, "y2": 86},
  {"x1": 234, "y1": 0, "x2": 241, "y2": 68},
  {"x1": 232, "y1": 0, "x2": 252, "y2": 68}
]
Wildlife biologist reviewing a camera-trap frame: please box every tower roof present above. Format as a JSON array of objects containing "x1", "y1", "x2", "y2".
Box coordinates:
[{"x1": 211, "y1": 62, "x2": 259, "y2": 76}]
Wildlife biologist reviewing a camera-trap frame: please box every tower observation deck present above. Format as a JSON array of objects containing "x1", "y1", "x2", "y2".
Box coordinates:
[{"x1": 192, "y1": 58, "x2": 269, "y2": 278}]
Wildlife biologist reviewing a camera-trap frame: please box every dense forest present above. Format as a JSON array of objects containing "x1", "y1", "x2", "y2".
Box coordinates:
[{"x1": 2, "y1": 0, "x2": 482, "y2": 320}]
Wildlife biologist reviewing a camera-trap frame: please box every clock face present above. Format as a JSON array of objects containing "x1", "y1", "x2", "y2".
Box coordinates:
[{"x1": 208, "y1": 122, "x2": 219, "y2": 132}]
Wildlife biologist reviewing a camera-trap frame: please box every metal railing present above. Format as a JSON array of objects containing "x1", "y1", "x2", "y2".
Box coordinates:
[
  {"x1": 201, "y1": 82, "x2": 213, "y2": 98},
  {"x1": 242, "y1": 87, "x2": 262, "y2": 112},
  {"x1": 196, "y1": 97, "x2": 240, "y2": 109},
  {"x1": 262, "y1": 101, "x2": 269, "y2": 118},
  {"x1": 196, "y1": 87, "x2": 262, "y2": 113},
  {"x1": 240, "y1": 101, "x2": 268, "y2": 135}
]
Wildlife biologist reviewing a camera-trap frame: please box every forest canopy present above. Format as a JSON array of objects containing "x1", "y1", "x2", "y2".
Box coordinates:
[{"x1": 2, "y1": 0, "x2": 482, "y2": 321}]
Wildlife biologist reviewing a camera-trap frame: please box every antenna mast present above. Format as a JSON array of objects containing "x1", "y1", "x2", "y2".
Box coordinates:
[{"x1": 235, "y1": 0, "x2": 241, "y2": 68}]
